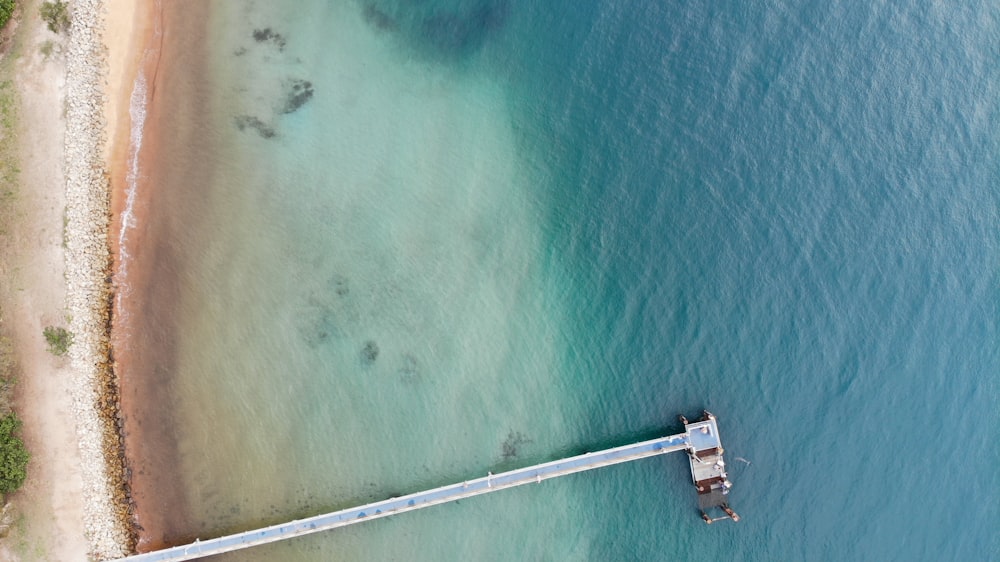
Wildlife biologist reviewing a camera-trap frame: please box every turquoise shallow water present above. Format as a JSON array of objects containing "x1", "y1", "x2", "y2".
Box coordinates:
[{"x1": 127, "y1": 1, "x2": 998, "y2": 560}]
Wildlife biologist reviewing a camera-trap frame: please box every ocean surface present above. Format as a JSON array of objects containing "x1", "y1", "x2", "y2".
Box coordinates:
[{"x1": 119, "y1": 1, "x2": 999, "y2": 560}]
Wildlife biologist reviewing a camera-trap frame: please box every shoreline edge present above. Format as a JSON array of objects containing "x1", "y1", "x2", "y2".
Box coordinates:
[{"x1": 64, "y1": 0, "x2": 145, "y2": 557}]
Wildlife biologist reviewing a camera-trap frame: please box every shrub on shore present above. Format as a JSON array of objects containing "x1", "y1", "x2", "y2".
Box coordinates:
[
  {"x1": 0, "y1": 0, "x2": 14, "y2": 32},
  {"x1": 42, "y1": 326, "x2": 72, "y2": 356},
  {"x1": 0, "y1": 414, "x2": 28, "y2": 496},
  {"x1": 0, "y1": 336, "x2": 11, "y2": 377},
  {"x1": 0, "y1": 336, "x2": 13, "y2": 416},
  {"x1": 40, "y1": 1, "x2": 69, "y2": 34}
]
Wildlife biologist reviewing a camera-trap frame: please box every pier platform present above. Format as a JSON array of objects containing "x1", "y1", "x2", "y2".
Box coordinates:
[{"x1": 681, "y1": 411, "x2": 740, "y2": 523}]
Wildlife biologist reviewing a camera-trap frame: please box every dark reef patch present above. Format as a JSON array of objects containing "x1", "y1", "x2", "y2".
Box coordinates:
[
  {"x1": 363, "y1": 4, "x2": 398, "y2": 32},
  {"x1": 281, "y1": 79, "x2": 315, "y2": 114},
  {"x1": 361, "y1": 340, "x2": 380, "y2": 364},
  {"x1": 501, "y1": 430, "x2": 532, "y2": 460},
  {"x1": 332, "y1": 275, "x2": 349, "y2": 297},
  {"x1": 234, "y1": 115, "x2": 276, "y2": 139},
  {"x1": 253, "y1": 27, "x2": 287, "y2": 50},
  {"x1": 299, "y1": 304, "x2": 339, "y2": 347},
  {"x1": 422, "y1": 3, "x2": 508, "y2": 54},
  {"x1": 296, "y1": 274, "x2": 358, "y2": 347},
  {"x1": 398, "y1": 353, "x2": 419, "y2": 382},
  {"x1": 360, "y1": 0, "x2": 509, "y2": 59}
]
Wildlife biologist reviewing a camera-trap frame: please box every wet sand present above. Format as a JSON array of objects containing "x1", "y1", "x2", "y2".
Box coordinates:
[{"x1": 108, "y1": 1, "x2": 215, "y2": 552}]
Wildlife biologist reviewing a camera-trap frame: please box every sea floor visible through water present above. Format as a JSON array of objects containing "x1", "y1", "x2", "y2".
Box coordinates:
[{"x1": 117, "y1": 1, "x2": 998, "y2": 560}]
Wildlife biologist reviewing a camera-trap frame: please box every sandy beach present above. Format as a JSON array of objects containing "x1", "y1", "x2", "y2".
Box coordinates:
[
  {"x1": 105, "y1": 0, "x2": 173, "y2": 553},
  {"x1": 0, "y1": 0, "x2": 151, "y2": 559},
  {"x1": 106, "y1": 0, "x2": 154, "y2": 238},
  {"x1": 110, "y1": 0, "x2": 214, "y2": 549}
]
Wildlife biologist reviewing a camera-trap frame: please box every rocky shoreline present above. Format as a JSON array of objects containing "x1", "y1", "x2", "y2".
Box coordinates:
[{"x1": 63, "y1": 0, "x2": 135, "y2": 558}]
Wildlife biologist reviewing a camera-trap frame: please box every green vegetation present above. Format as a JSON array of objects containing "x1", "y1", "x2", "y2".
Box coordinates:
[
  {"x1": 0, "y1": 334, "x2": 24, "y2": 499},
  {"x1": 0, "y1": 336, "x2": 11, "y2": 380},
  {"x1": 0, "y1": 0, "x2": 14, "y2": 32},
  {"x1": 0, "y1": 336, "x2": 13, "y2": 415},
  {"x1": 0, "y1": 79, "x2": 17, "y2": 235},
  {"x1": 39, "y1": 1, "x2": 69, "y2": 35},
  {"x1": 0, "y1": 79, "x2": 16, "y2": 201},
  {"x1": 38, "y1": 39, "x2": 53, "y2": 58},
  {"x1": 0, "y1": 0, "x2": 28, "y2": 509},
  {"x1": 42, "y1": 326, "x2": 72, "y2": 356},
  {"x1": 0, "y1": 79, "x2": 15, "y2": 133},
  {"x1": 0, "y1": 414, "x2": 28, "y2": 497}
]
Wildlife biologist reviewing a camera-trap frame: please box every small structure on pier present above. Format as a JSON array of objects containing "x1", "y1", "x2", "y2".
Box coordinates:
[{"x1": 680, "y1": 410, "x2": 740, "y2": 523}]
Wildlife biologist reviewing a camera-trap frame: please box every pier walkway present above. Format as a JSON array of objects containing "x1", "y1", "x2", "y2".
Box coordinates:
[{"x1": 115, "y1": 413, "x2": 735, "y2": 561}]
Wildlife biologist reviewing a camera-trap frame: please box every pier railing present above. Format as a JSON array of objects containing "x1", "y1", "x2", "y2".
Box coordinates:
[
  {"x1": 114, "y1": 433, "x2": 691, "y2": 561},
  {"x1": 114, "y1": 412, "x2": 738, "y2": 562}
]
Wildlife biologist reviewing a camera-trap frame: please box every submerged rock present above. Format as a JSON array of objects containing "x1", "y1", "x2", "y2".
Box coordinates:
[
  {"x1": 234, "y1": 114, "x2": 276, "y2": 138},
  {"x1": 331, "y1": 274, "x2": 349, "y2": 297},
  {"x1": 421, "y1": 2, "x2": 509, "y2": 55},
  {"x1": 361, "y1": 340, "x2": 380, "y2": 364},
  {"x1": 281, "y1": 79, "x2": 314, "y2": 114},
  {"x1": 298, "y1": 284, "x2": 358, "y2": 348},
  {"x1": 501, "y1": 430, "x2": 532, "y2": 460},
  {"x1": 299, "y1": 303, "x2": 340, "y2": 347},
  {"x1": 252, "y1": 27, "x2": 287, "y2": 50},
  {"x1": 363, "y1": 4, "x2": 398, "y2": 32},
  {"x1": 361, "y1": 1, "x2": 509, "y2": 58}
]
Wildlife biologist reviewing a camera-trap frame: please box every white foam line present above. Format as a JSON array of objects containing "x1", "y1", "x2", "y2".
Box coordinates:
[
  {"x1": 113, "y1": 70, "x2": 147, "y2": 322},
  {"x1": 114, "y1": 2, "x2": 160, "y2": 326}
]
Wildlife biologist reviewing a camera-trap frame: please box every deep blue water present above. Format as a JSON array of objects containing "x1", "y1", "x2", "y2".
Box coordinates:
[
  {"x1": 505, "y1": 1, "x2": 999, "y2": 559},
  {"x1": 132, "y1": 1, "x2": 998, "y2": 559}
]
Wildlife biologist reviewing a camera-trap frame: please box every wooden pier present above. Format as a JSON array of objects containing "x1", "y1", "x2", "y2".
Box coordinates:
[{"x1": 113, "y1": 412, "x2": 737, "y2": 561}]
